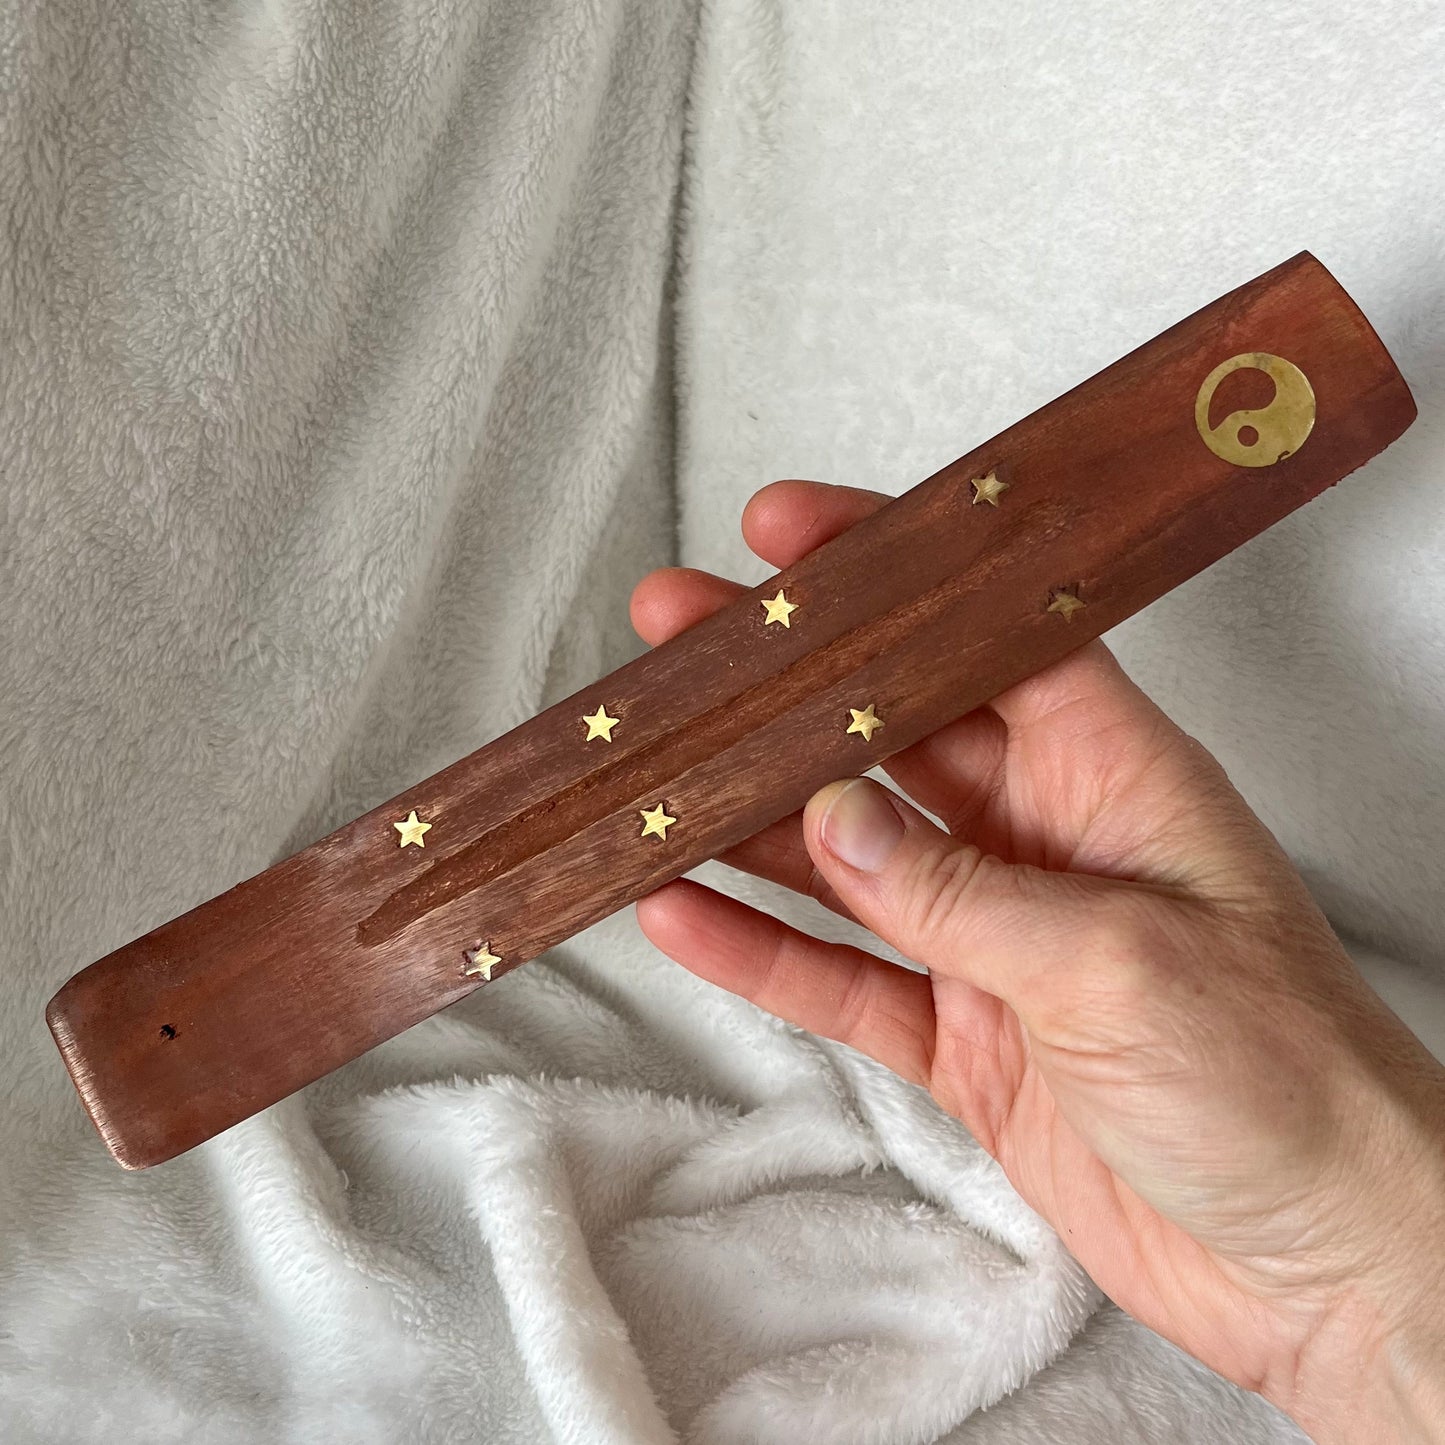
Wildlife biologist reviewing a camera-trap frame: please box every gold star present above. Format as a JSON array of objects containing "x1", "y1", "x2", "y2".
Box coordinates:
[
  {"x1": 846, "y1": 704, "x2": 884, "y2": 742},
  {"x1": 393, "y1": 810, "x2": 432, "y2": 848},
  {"x1": 761, "y1": 590, "x2": 798, "y2": 628},
  {"x1": 1047, "y1": 589, "x2": 1086, "y2": 622},
  {"x1": 970, "y1": 470, "x2": 1009, "y2": 507},
  {"x1": 463, "y1": 943, "x2": 501, "y2": 981},
  {"x1": 583, "y1": 705, "x2": 620, "y2": 742},
  {"x1": 639, "y1": 803, "x2": 676, "y2": 841}
]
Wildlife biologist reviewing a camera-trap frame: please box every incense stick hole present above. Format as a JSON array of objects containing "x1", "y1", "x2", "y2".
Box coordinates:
[{"x1": 159, "y1": 1024, "x2": 177, "y2": 1040}]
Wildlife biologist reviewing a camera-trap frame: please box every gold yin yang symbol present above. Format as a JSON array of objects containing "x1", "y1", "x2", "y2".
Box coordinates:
[{"x1": 1194, "y1": 352, "x2": 1315, "y2": 468}]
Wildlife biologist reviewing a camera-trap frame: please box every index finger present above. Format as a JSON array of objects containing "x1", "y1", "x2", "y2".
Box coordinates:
[{"x1": 741, "y1": 480, "x2": 890, "y2": 568}]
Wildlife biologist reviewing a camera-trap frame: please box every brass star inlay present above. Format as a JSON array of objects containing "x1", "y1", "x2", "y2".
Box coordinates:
[
  {"x1": 970, "y1": 471, "x2": 1009, "y2": 507},
  {"x1": 463, "y1": 943, "x2": 501, "y2": 981},
  {"x1": 393, "y1": 810, "x2": 432, "y2": 848},
  {"x1": 639, "y1": 803, "x2": 677, "y2": 841},
  {"x1": 846, "y1": 704, "x2": 884, "y2": 742},
  {"x1": 583, "y1": 705, "x2": 620, "y2": 742},
  {"x1": 1047, "y1": 589, "x2": 1086, "y2": 622},
  {"x1": 761, "y1": 590, "x2": 798, "y2": 628}
]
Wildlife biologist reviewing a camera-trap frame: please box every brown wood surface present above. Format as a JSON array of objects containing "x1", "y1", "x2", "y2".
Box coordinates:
[{"x1": 46, "y1": 251, "x2": 1418, "y2": 1169}]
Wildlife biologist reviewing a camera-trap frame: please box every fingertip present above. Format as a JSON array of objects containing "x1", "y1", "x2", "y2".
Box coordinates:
[
  {"x1": 807, "y1": 776, "x2": 916, "y2": 877},
  {"x1": 629, "y1": 567, "x2": 745, "y2": 647},
  {"x1": 739, "y1": 480, "x2": 785, "y2": 528},
  {"x1": 802, "y1": 778, "x2": 855, "y2": 849},
  {"x1": 627, "y1": 569, "x2": 675, "y2": 646},
  {"x1": 741, "y1": 480, "x2": 890, "y2": 567},
  {"x1": 740, "y1": 479, "x2": 806, "y2": 543},
  {"x1": 634, "y1": 878, "x2": 711, "y2": 947}
]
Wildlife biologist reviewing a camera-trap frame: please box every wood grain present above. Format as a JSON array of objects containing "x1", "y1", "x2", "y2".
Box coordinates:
[{"x1": 46, "y1": 251, "x2": 1418, "y2": 1169}]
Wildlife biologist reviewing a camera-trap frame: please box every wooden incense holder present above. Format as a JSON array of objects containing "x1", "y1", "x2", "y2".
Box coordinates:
[{"x1": 47, "y1": 251, "x2": 1417, "y2": 1169}]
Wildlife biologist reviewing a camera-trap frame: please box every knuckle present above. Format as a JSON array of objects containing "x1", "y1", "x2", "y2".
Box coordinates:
[
  {"x1": 830, "y1": 956, "x2": 872, "y2": 1045},
  {"x1": 896, "y1": 841, "x2": 991, "y2": 953}
]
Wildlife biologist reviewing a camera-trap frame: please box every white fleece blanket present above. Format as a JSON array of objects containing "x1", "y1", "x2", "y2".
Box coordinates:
[{"x1": 2, "y1": 1, "x2": 1443, "y2": 1442}]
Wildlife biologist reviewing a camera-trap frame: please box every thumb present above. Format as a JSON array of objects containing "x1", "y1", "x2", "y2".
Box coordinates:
[{"x1": 802, "y1": 776, "x2": 1160, "y2": 1030}]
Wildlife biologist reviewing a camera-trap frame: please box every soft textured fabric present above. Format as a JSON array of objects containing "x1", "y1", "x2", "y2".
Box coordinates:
[{"x1": 1, "y1": 1, "x2": 1443, "y2": 1442}]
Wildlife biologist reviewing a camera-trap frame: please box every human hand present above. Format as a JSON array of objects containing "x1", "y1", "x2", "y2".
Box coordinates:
[{"x1": 630, "y1": 479, "x2": 1445, "y2": 1444}]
